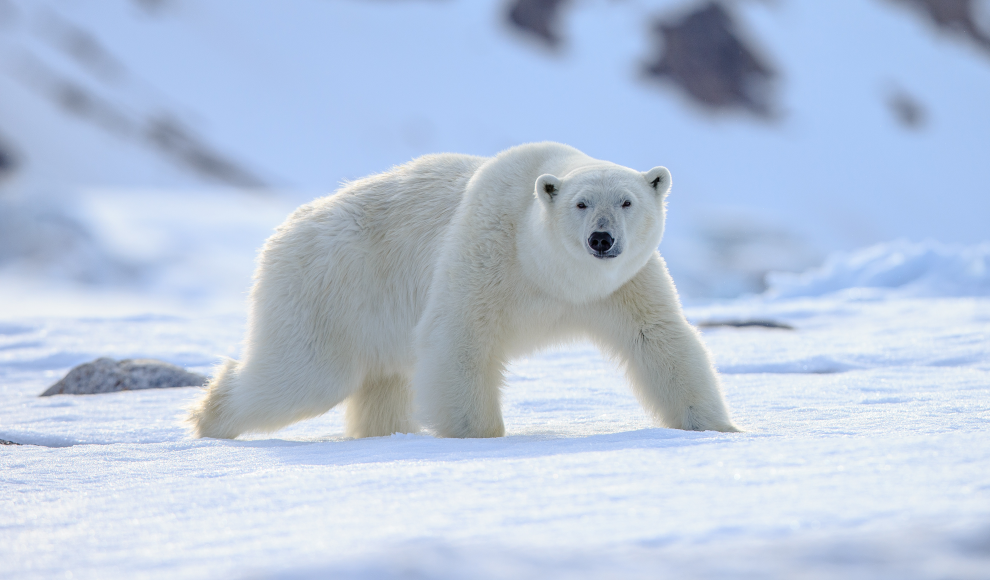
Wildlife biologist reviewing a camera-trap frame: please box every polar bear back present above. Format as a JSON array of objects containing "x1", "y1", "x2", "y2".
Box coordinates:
[{"x1": 243, "y1": 153, "x2": 487, "y2": 376}]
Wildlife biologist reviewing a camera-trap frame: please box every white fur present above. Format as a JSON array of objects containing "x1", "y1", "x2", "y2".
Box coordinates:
[{"x1": 186, "y1": 143, "x2": 739, "y2": 439}]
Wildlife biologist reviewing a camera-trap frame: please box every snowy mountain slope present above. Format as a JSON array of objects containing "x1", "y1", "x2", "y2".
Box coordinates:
[
  {"x1": 0, "y1": 0, "x2": 266, "y2": 191},
  {"x1": 2, "y1": 0, "x2": 989, "y2": 298},
  {"x1": 0, "y1": 188, "x2": 301, "y2": 315}
]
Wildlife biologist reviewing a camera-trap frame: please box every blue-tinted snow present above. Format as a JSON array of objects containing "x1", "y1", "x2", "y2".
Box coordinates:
[
  {"x1": 2, "y1": 295, "x2": 989, "y2": 579},
  {"x1": 766, "y1": 239, "x2": 990, "y2": 299}
]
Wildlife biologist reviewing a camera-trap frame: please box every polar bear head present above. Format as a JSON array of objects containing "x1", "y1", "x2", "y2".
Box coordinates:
[{"x1": 524, "y1": 163, "x2": 671, "y2": 302}]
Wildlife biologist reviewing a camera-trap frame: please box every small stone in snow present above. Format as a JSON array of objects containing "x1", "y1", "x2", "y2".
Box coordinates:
[{"x1": 40, "y1": 357, "x2": 207, "y2": 396}]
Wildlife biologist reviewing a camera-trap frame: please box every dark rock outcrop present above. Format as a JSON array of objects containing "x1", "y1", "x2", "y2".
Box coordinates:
[
  {"x1": 506, "y1": 0, "x2": 570, "y2": 47},
  {"x1": 887, "y1": 87, "x2": 927, "y2": 128},
  {"x1": 0, "y1": 136, "x2": 16, "y2": 179},
  {"x1": 890, "y1": 0, "x2": 990, "y2": 55},
  {"x1": 697, "y1": 319, "x2": 794, "y2": 330},
  {"x1": 41, "y1": 357, "x2": 206, "y2": 396},
  {"x1": 643, "y1": 2, "x2": 776, "y2": 118}
]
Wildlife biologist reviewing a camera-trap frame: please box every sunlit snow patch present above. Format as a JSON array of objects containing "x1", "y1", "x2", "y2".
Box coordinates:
[{"x1": 765, "y1": 239, "x2": 990, "y2": 299}]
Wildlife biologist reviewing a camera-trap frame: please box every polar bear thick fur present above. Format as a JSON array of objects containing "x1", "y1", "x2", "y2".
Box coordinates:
[{"x1": 187, "y1": 142, "x2": 739, "y2": 439}]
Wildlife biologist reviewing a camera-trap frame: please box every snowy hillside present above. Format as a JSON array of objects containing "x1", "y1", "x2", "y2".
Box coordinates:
[
  {"x1": 2, "y1": 0, "x2": 990, "y2": 300},
  {"x1": 766, "y1": 239, "x2": 990, "y2": 299}
]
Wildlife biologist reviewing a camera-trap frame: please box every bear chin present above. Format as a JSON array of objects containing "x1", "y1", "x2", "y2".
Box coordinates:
[{"x1": 590, "y1": 251, "x2": 621, "y2": 259}]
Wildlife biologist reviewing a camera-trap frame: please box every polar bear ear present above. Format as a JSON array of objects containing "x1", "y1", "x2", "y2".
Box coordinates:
[
  {"x1": 643, "y1": 166, "x2": 672, "y2": 198},
  {"x1": 535, "y1": 174, "x2": 562, "y2": 203}
]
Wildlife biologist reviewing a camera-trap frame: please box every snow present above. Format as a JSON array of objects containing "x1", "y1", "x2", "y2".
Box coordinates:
[
  {"x1": 3, "y1": 282, "x2": 989, "y2": 578},
  {"x1": 3, "y1": 0, "x2": 990, "y2": 297},
  {"x1": 765, "y1": 239, "x2": 990, "y2": 299},
  {"x1": 0, "y1": 189, "x2": 301, "y2": 316}
]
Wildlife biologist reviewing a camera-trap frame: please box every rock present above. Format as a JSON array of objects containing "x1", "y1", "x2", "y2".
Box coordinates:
[
  {"x1": 41, "y1": 357, "x2": 206, "y2": 396},
  {"x1": 643, "y1": 2, "x2": 776, "y2": 118},
  {"x1": 506, "y1": 0, "x2": 570, "y2": 48},
  {"x1": 0, "y1": 137, "x2": 16, "y2": 179},
  {"x1": 697, "y1": 319, "x2": 794, "y2": 330},
  {"x1": 890, "y1": 0, "x2": 990, "y2": 55},
  {"x1": 887, "y1": 87, "x2": 927, "y2": 129}
]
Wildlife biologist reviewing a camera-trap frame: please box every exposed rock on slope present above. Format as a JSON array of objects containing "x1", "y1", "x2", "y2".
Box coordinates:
[
  {"x1": 506, "y1": 0, "x2": 570, "y2": 47},
  {"x1": 643, "y1": 2, "x2": 776, "y2": 118},
  {"x1": 0, "y1": 0, "x2": 267, "y2": 188},
  {"x1": 0, "y1": 136, "x2": 15, "y2": 179},
  {"x1": 890, "y1": 0, "x2": 990, "y2": 54}
]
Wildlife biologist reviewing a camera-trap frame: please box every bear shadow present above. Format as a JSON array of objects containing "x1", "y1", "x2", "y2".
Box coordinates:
[{"x1": 228, "y1": 427, "x2": 745, "y2": 468}]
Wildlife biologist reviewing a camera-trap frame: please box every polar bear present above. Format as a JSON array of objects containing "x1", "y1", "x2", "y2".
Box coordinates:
[{"x1": 187, "y1": 142, "x2": 739, "y2": 439}]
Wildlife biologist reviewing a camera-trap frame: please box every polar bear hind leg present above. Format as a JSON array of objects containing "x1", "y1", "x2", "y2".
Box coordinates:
[
  {"x1": 345, "y1": 372, "x2": 417, "y2": 438},
  {"x1": 186, "y1": 358, "x2": 241, "y2": 439},
  {"x1": 187, "y1": 356, "x2": 364, "y2": 439}
]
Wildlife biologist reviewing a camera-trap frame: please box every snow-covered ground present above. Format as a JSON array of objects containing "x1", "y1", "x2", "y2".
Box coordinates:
[{"x1": 2, "y1": 242, "x2": 989, "y2": 579}]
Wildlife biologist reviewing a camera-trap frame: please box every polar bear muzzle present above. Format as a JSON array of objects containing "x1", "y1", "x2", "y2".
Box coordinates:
[{"x1": 588, "y1": 231, "x2": 620, "y2": 258}]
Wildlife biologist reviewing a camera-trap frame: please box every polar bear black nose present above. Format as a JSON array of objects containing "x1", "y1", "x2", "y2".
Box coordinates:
[{"x1": 588, "y1": 231, "x2": 614, "y2": 253}]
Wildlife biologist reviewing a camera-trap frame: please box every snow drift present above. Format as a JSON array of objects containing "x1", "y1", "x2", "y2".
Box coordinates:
[{"x1": 765, "y1": 239, "x2": 990, "y2": 299}]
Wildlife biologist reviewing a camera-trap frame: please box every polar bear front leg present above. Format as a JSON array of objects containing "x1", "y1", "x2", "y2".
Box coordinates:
[
  {"x1": 412, "y1": 301, "x2": 507, "y2": 438},
  {"x1": 591, "y1": 255, "x2": 740, "y2": 432}
]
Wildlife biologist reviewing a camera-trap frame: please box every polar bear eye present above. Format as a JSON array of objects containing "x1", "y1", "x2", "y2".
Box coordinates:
[
  {"x1": 576, "y1": 202, "x2": 587, "y2": 209},
  {"x1": 622, "y1": 200, "x2": 632, "y2": 208}
]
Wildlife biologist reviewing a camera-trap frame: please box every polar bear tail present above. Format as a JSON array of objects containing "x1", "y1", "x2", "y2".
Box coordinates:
[{"x1": 186, "y1": 358, "x2": 243, "y2": 439}]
